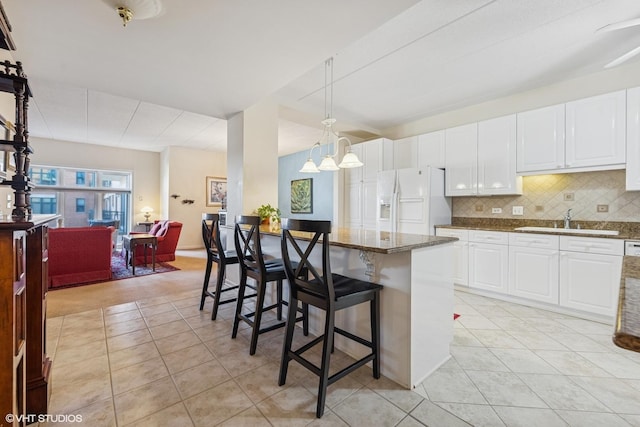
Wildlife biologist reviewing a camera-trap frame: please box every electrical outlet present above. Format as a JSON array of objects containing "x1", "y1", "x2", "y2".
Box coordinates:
[
  {"x1": 597, "y1": 204, "x2": 609, "y2": 213},
  {"x1": 492, "y1": 208, "x2": 502, "y2": 214},
  {"x1": 564, "y1": 192, "x2": 575, "y2": 201},
  {"x1": 512, "y1": 206, "x2": 524, "y2": 215}
]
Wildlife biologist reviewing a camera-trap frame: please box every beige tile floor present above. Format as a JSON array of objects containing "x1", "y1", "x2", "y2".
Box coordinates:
[{"x1": 42, "y1": 250, "x2": 640, "y2": 426}]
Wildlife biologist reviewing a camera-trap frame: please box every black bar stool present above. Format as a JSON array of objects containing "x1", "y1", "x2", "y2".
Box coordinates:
[
  {"x1": 232, "y1": 215, "x2": 308, "y2": 355},
  {"x1": 199, "y1": 213, "x2": 248, "y2": 320},
  {"x1": 278, "y1": 218, "x2": 382, "y2": 418}
]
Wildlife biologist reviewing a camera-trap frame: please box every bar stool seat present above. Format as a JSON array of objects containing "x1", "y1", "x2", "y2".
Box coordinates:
[
  {"x1": 231, "y1": 215, "x2": 308, "y2": 355},
  {"x1": 278, "y1": 218, "x2": 382, "y2": 418}
]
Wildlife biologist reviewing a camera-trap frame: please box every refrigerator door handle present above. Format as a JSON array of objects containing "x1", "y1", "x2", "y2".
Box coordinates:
[{"x1": 391, "y1": 191, "x2": 399, "y2": 233}]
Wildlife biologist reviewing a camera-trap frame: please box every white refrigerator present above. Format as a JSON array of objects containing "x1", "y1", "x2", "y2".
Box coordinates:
[{"x1": 377, "y1": 167, "x2": 451, "y2": 235}]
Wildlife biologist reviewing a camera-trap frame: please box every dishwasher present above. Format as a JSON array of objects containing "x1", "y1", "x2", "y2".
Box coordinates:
[
  {"x1": 614, "y1": 241, "x2": 640, "y2": 352},
  {"x1": 626, "y1": 240, "x2": 640, "y2": 256}
]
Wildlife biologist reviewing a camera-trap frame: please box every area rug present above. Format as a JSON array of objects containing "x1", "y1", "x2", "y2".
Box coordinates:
[
  {"x1": 49, "y1": 255, "x2": 180, "y2": 290},
  {"x1": 110, "y1": 254, "x2": 179, "y2": 280}
]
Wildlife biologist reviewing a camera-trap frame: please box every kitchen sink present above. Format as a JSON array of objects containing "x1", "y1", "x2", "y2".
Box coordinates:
[{"x1": 514, "y1": 226, "x2": 619, "y2": 236}]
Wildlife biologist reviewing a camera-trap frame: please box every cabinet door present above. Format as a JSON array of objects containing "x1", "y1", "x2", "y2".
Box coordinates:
[
  {"x1": 627, "y1": 87, "x2": 640, "y2": 190},
  {"x1": 559, "y1": 251, "x2": 622, "y2": 317},
  {"x1": 344, "y1": 182, "x2": 362, "y2": 228},
  {"x1": 508, "y1": 246, "x2": 559, "y2": 304},
  {"x1": 344, "y1": 143, "x2": 363, "y2": 185},
  {"x1": 478, "y1": 115, "x2": 522, "y2": 195},
  {"x1": 468, "y1": 242, "x2": 508, "y2": 293},
  {"x1": 565, "y1": 90, "x2": 626, "y2": 169},
  {"x1": 361, "y1": 180, "x2": 378, "y2": 230},
  {"x1": 393, "y1": 136, "x2": 418, "y2": 169},
  {"x1": 418, "y1": 130, "x2": 445, "y2": 169},
  {"x1": 361, "y1": 139, "x2": 383, "y2": 182},
  {"x1": 445, "y1": 123, "x2": 478, "y2": 196},
  {"x1": 516, "y1": 104, "x2": 565, "y2": 173},
  {"x1": 435, "y1": 228, "x2": 468, "y2": 286}
]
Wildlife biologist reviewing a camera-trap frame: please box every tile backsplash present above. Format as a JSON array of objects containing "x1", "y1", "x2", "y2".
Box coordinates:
[{"x1": 452, "y1": 170, "x2": 640, "y2": 223}]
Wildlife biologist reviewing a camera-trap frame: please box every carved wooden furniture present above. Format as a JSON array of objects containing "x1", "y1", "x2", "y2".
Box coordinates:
[
  {"x1": 1, "y1": 216, "x2": 57, "y2": 426},
  {"x1": 0, "y1": 59, "x2": 33, "y2": 220}
]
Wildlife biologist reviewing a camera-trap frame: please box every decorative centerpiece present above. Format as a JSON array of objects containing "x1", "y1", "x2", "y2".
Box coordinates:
[{"x1": 255, "y1": 204, "x2": 281, "y2": 227}]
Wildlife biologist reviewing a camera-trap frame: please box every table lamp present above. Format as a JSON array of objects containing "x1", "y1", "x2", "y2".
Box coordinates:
[{"x1": 141, "y1": 206, "x2": 153, "y2": 222}]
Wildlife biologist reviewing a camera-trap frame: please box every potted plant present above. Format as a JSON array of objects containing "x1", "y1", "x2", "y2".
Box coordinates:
[{"x1": 254, "y1": 204, "x2": 280, "y2": 225}]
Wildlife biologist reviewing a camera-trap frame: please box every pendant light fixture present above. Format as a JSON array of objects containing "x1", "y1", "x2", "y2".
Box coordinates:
[{"x1": 299, "y1": 57, "x2": 363, "y2": 173}]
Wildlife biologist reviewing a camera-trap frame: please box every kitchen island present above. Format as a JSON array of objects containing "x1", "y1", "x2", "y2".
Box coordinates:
[{"x1": 225, "y1": 225, "x2": 457, "y2": 389}]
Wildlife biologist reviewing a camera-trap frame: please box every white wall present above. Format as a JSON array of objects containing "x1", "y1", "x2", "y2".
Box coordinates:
[
  {"x1": 163, "y1": 146, "x2": 226, "y2": 249},
  {"x1": 383, "y1": 60, "x2": 640, "y2": 139}
]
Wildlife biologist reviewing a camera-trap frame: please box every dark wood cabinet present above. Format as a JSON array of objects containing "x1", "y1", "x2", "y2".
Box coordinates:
[{"x1": 0, "y1": 216, "x2": 57, "y2": 426}]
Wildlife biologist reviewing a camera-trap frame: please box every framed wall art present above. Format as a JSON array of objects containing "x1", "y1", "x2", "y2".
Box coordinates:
[
  {"x1": 291, "y1": 178, "x2": 313, "y2": 214},
  {"x1": 206, "y1": 176, "x2": 227, "y2": 207}
]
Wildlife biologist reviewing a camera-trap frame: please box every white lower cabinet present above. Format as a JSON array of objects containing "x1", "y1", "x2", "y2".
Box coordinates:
[
  {"x1": 438, "y1": 228, "x2": 623, "y2": 319},
  {"x1": 435, "y1": 228, "x2": 468, "y2": 286},
  {"x1": 558, "y1": 236, "x2": 623, "y2": 317},
  {"x1": 508, "y1": 233, "x2": 559, "y2": 304},
  {"x1": 469, "y1": 231, "x2": 508, "y2": 293}
]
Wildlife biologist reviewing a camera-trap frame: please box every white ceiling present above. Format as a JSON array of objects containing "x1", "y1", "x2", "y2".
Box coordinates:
[{"x1": 5, "y1": 0, "x2": 640, "y2": 155}]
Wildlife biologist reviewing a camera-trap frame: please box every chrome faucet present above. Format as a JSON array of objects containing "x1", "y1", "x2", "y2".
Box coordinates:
[{"x1": 563, "y1": 208, "x2": 572, "y2": 229}]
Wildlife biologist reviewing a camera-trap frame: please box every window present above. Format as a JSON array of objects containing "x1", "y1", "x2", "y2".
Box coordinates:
[
  {"x1": 30, "y1": 167, "x2": 57, "y2": 186},
  {"x1": 29, "y1": 166, "x2": 132, "y2": 244},
  {"x1": 31, "y1": 195, "x2": 57, "y2": 214}
]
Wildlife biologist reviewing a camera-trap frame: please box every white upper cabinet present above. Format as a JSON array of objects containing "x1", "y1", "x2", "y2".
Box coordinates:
[
  {"x1": 516, "y1": 90, "x2": 626, "y2": 175},
  {"x1": 417, "y1": 130, "x2": 445, "y2": 169},
  {"x1": 344, "y1": 143, "x2": 363, "y2": 185},
  {"x1": 445, "y1": 117, "x2": 521, "y2": 197},
  {"x1": 516, "y1": 104, "x2": 565, "y2": 173},
  {"x1": 360, "y1": 138, "x2": 385, "y2": 181},
  {"x1": 393, "y1": 136, "x2": 418, "y2": 169},
  {"x1": 627, "y1": 87, "x2": 640, "y2": 191},
  {"x1": 565, "y1": 90, "x2": 626, "y2": 169},
  {"x1": 445, "y1": 123, "x2": 478, "y2": 196},
  {"x1": 478, "y1": 115, "x2": 522, "y2": 195}
]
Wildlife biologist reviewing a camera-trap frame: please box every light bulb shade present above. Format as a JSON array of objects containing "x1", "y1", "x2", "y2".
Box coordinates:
[
  {"x1": 141, "y1": 206, "x2": 153, "y2": 213},
  {"x1": 318, "y1": 155, "x2": 339, "y2": 171},
  {"x1": 338, "y1": 151, "x2": 364, "y2": 168},
  {"x1": 299, "y1": 159, "x2": 320, "y2": 173}
]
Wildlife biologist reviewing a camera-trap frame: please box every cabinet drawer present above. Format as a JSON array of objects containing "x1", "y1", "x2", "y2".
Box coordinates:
[
  {"x1": 509, "y1": 233, "x2": 559, "y2": 249},
  {"x1": 469, "y1": 230, "x2": 508, "y2": 244},
  {"x1": 559, "y1": 236, "x2": 624, "y2": 256},
  {"x1": 436, "y1": 228, "x2": 468, "y2": 241}
]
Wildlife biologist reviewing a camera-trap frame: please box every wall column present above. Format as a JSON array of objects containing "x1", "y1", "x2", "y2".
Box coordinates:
[{"x1": 226, "y1": 98, "x2": 279, "y2": 226}]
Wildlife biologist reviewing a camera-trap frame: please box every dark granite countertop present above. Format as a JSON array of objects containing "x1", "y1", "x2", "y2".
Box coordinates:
[
  {"x1": 436, "y1": 217, "x2": 640, "y2": 240},
  {"x1": 259, "y1": 225, "x2": 457, "y2": 254}
]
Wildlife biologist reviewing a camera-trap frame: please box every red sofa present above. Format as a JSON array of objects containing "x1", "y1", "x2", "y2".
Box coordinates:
[
  {"x1": 129, "y1": 220, "x2": 182, "y2": 265},
  {"x1": 48, "y1": 226, "x2": 114, "y2": 288}
]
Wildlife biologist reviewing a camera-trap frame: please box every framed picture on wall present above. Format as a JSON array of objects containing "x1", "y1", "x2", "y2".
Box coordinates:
[
  {"x1": 206, "y1": 176, "x2": 227, "y2": 207},
  {"x1": 291, "y1": 178, "x2": 313, "y2": 214}
]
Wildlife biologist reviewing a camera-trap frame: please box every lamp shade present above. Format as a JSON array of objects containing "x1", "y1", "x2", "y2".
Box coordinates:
[
  {"x1": 141, "y1": 206, "x2": 153, "y2": 213},
  {"x1": 318, "y1": 155, "x2": 339, "y2": 171},
  {"x1": 338, "y1": 151, "x2": 364, "y2": 168},
  {"x1": 299, "y1": 159, "x2": 320, "y2": 173}
]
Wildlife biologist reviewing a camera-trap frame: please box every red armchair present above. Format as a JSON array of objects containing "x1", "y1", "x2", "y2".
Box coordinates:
[
  {"x1": 129, "y1": 220, "x2": 182, "y2": 265},
  {"x1": 48, "y1": 226, "x2": 114, "y2": 288}
]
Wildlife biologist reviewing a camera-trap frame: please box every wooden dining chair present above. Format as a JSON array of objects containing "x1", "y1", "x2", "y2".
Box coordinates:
[
  {"x1": 278, "y1": 218, "x2": 382, "y2": 418},
  {"x1": 199, "y1": 213, "x2": 245, "y2": 320},
  {"x1": 232, "y1": 215, "x2": 308, "y2": 355}
]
